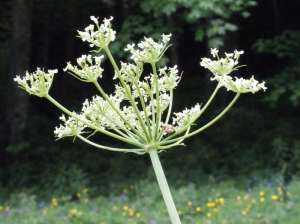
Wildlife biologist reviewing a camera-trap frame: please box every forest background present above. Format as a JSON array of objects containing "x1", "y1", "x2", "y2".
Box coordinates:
[{"x1": 1, "y1": 0, "x2": 299, "y2": 199}]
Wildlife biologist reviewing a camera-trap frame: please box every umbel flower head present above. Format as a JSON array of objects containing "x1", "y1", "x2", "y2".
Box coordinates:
[
  {"x1": 14, "y1": 17, "x2": 266, "y2": 154},
  {"x1": 200, "y1": 48, "x2": 267, "y2": 93},
  {"x1": 54, "y1": 114, "x2": 87, "y2": 139},
  {"x1": 14, "y1": 68, "x2": 57, "y2": 97},
  {"x1": 64, "y1": 54, "x2": 104, "y2": 82},
  {"x1": 125, "y1": 34, "x2": 171, "y2": 63},
  {"x1": 200, "y1": 48, "x2": 244, "y2": 76},
  {"x1": 13, "y1": 16, "x2": 268, "y2": 224},
  {"x1": 213, "y1": 75, "x2": 267, "y2": 93},
  {"x1": 77, "y1": 16, "x2": 116, "y2": 50}
]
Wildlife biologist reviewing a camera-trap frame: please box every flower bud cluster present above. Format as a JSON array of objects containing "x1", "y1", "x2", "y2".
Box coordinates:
[
  {"x1": 81, "y1": 95, "x2": 122, "y2": 128},
  {"x1": 64, "y1": 55, "x2": 104, "y2": 82},
  {"x1": 158, "y1": 66, "x2": 181, "y2": 91},
  {"x1": 115, "y1": 61, "x2": 143, "y2": 82},
  {"x1": 113, "y1": 65, "x2": 179, "y2": 104},
  {"x1": 125, "y1": 34, "x2": 171, "y2": 63},
  {"x1": 54, "y1": 114, "x2": 87, "y2": 139},
  {"x1": 200, "y1": 49, "x2": 244, "y2": 76},
  {"x1": 200, "y1": 48, "x2": 266, "y2": 93},
  {"x1": 213, "y1": 75, "x2": 267, "y2": 93},
  {"x1": 14, "y1": 68, "x2": 57, "y2": 97},
  {"x1": 172, "y1": 104, "x2": 202, "y2": 130},
  {"x1": 77, "y1": 16, "x2": 116, "y2": 49}
]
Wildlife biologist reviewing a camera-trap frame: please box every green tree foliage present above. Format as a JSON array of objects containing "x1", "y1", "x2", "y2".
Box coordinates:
[
  {"x1": 111, "y1": 0, "x2": 256, "y2": 55},
  {"x1": 253, "y1": 30, "x2": 300, "y2": 107},
  {"x1": 253, "y1": 30, "x2": 300, "y2": 182}
]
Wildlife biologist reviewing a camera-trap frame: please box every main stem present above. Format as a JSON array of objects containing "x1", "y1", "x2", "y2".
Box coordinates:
[{"x1": 148, "y1": 149, "x2": 181, "y2": 224}]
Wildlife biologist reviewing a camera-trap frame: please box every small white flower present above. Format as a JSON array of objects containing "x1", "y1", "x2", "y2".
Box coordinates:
[
  {"x1": 162, "y1": 34, "x2": 172, "y2": 43},
  {"x1": 124, "y1": 44, "x2": 135, "y2": 52},
  {"x1": 103, "y1": 16, "x2": 113, "y2": 27},
  {"x1": 210, "y1": 48, "x2": 219, "y2": 58},
  {"x1": 94, "y1": 55, "x2": 104, "y2": 65},
  {"x1": 225, "y1": 52, "x2": 233, "y2": 58},
  {"x1": 63, "y1": 62, "x2": 74, "y2": 71},
  {"x1": 234, "y1": 50, "x2": 244, "y2": 60},
  {"x1": 85, "y1": 24, "x2": 94, "y2": 32},
  {"x1": 90, "y1": 16, "x2": 99, "y2": 24}
]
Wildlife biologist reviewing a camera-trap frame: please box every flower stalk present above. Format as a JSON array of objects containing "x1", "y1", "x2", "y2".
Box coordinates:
[
  {"x1": 14, "y1": 16, "x2": 267, "y2": 224},
  {"x1": 148, "y1": 149, "x2": 181, "y2": 224}
]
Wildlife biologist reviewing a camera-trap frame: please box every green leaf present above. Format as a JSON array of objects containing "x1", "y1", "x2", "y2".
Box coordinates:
[
  {"x1": 241, "y1": 11, "x2": 251, "y2": 18},
  {"x1": 224, "y1": 23, "x2": 238, "y2": 32},
  {"x1": 208, "y1": 37, "x2": 224, "y2": 48},
  {"x1": 195, "y1": 28, "x2": 205, "y2": 41}
]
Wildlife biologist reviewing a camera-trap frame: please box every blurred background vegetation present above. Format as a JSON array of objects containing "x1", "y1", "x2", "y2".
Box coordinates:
[{"x1": 1, "y1": 0, "x2": 299, "y2": 200}]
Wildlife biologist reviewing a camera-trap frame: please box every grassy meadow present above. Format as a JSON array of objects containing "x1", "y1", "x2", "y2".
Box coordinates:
[{"x1": 1, "y1": 176, "x2": 299, "y2": 224}]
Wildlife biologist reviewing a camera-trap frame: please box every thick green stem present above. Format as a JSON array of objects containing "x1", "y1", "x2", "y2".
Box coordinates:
[{"x1": 148, "y1": 149, "x2": 181, "y2": 224}]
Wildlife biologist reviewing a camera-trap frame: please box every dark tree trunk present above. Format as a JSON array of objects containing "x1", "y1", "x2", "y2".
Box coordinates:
[{"x1": 8, "y1": 0, "x2": 30, "y2": 144}]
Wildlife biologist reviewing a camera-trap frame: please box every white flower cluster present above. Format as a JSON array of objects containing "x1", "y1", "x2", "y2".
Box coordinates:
[
  {"x1": 153, "y1": 93, "x2": 171, "y2": 112},
  {"x1": 114, "y1": 64, "x2": 179, "y2": 103},
  {"x1": 115, "y1": 61, "x2": 144, "y2": 82},
  {"x1": 54, "y1": 114, "x2": 87, "y2": 139},
  {"x1": 14, "y1": 16, "x2": 267, "y2": 152},
  {"x1": 64, "y1": 60, "x2": 179, "y2": 135},
  {"x1": 200, "y1": 48, "x2": 244, "y2": 76},
  {"x1": 81, "y1": 95, "x2": 123, "y2": 129},
  {"x1": 157, "y1": 66, "x2": 181, "y2": 91},
  {"x1": 80, "y1": 94, "x2": 152, "y2": 133},
  {"x1": 172, "y1": 104, "x2": 202, "y2": 130},
  {"x1": 213, "y1": 75, "x2": 267, "y2": 93},
  {"x1": 124, "y1": 34, "x2": 171, "y2": 63},
  {"x1": 77, "y1": 16, "x2": 116, "y2": 49},
  {"x1": 14, "y1": 68, "x2": 57, "y2": 97},
  {"x1": 64, "y1": 54, "x2": 104, "y2": 82},
  {"x1": 200, "y1": 48, "x2": 267, "y2": 93}
]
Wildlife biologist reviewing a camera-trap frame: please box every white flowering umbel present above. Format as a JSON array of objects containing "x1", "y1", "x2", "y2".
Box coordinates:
[
  {"x1": 14, "y1": 17, "x2": 266, "y2": 224},
  {"x1": 200, "y1": 48, "x2": 267, "y2": 93},
  {"x1": 64, "y1": 55, "x2": 104, "y2": 82},
  {"x1": 14, "y1": 68, "x2": 57, "y2": 97}
]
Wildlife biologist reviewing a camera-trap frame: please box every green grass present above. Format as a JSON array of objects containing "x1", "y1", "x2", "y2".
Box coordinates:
[{"x1": 1, "y1": 178, "x2": 300, "y2": 224}]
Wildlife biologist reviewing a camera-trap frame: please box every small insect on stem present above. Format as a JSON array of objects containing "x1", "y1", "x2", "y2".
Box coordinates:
[{"x1": 161, "y1": 124, "x2": 176, "y2": 135}]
